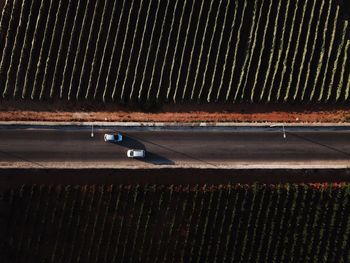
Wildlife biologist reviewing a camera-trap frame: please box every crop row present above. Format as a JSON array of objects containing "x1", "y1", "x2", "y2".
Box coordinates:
[
  {"x1": 0, "y1": 0, "x2": 349, "y2": 104},
  {"x1": 1, "y1": 183, "x2": 350, "y2": 262}
]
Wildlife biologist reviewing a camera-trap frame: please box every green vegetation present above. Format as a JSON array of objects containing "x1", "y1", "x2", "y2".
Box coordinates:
[{"x1": 0, "y1": 0, "x2": 349, "y2": 104}]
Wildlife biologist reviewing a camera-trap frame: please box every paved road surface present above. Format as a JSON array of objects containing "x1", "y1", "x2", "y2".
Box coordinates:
[{"x1": 0, "y1": 127, "x2": 349, "y2": 168}]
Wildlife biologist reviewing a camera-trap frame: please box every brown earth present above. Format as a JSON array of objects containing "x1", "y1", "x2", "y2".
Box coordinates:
[{"x1": 0, "y1": 100, "x2": 350, "y2": 122}]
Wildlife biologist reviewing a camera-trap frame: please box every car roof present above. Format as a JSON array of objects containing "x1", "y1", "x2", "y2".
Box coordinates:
[{"x1": 132, "y1": 149, "x2": 144, "y2": 156}]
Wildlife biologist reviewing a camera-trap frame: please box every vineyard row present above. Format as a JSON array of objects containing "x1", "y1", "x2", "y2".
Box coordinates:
[
  {"x1": 0, "y1": 0, "x2": 349, "y2": 104},
  {"x1": 1, "y1": 183, "x2": 350, "y2": 262}
]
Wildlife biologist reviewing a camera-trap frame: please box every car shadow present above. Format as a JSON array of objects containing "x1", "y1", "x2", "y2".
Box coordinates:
[
  {"x1": 142, "y1": 151, "x2": 175, "y2": 165},
  {"x1": 114, "y1": 135, "x2": 146, "y2": 150},
  {"x1": 111, "y1": 134, "x2": 175, "y2": 165},
  {"x1": 124, "y1": 133, "x2": 218, "y2": 168}
]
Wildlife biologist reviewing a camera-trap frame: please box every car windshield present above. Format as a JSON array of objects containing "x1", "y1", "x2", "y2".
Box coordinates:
[{"x1": 130, "y1": 151, "x2": 133, "y2": 156}]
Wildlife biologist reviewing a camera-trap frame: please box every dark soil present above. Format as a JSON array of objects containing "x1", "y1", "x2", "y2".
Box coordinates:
[{"x1": 0, "y1": 168, "x2": 349, "y2": 193}]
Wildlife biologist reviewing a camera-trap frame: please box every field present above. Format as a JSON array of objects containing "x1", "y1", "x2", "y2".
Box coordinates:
[
  {"x1": 1, "y1": 183, "x2": 350, "y2": 262},
  {"x1": 0, "y1": 0, "x2": 349, "y2": 104}
]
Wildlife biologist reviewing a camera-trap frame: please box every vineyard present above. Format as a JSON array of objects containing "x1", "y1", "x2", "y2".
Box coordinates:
[
  {"x1": 0, "y1": 0, "x2": 349, "y2": 104},
  {"x1": 1, "y1": 184, "x2": 350, "y2": 262}
]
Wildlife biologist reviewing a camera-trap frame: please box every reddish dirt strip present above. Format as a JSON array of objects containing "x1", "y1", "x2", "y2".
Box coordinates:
[{"x1": 0, "y1": 102, "x2": 350, "y2": 123}]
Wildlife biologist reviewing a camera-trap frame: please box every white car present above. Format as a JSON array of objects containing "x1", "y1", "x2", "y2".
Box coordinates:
[
  {"x1": 104, "y1": 133, "x2": 123, "y2": 142},
  {"x1": 127, "y1": 149, "x2": 146, "y2": 158}
]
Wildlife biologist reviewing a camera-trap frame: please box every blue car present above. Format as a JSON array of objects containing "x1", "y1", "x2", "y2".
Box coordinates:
[{"x1": 104, "y1": 133, "x2": 123, "y2": 142}]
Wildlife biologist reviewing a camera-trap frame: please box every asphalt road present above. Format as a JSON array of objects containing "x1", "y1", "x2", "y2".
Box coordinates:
[{"x1": 0, "y1": 127, "x2": 350, "y2": 168}]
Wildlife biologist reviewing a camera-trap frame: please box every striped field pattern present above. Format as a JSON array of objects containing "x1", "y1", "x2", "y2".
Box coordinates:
[
  {"x1": 0, "y1": 0, "x2": 349, "y2": 104},
  {"x1": 1, "y1": 184, "x2": 350, "y2": 262}
]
